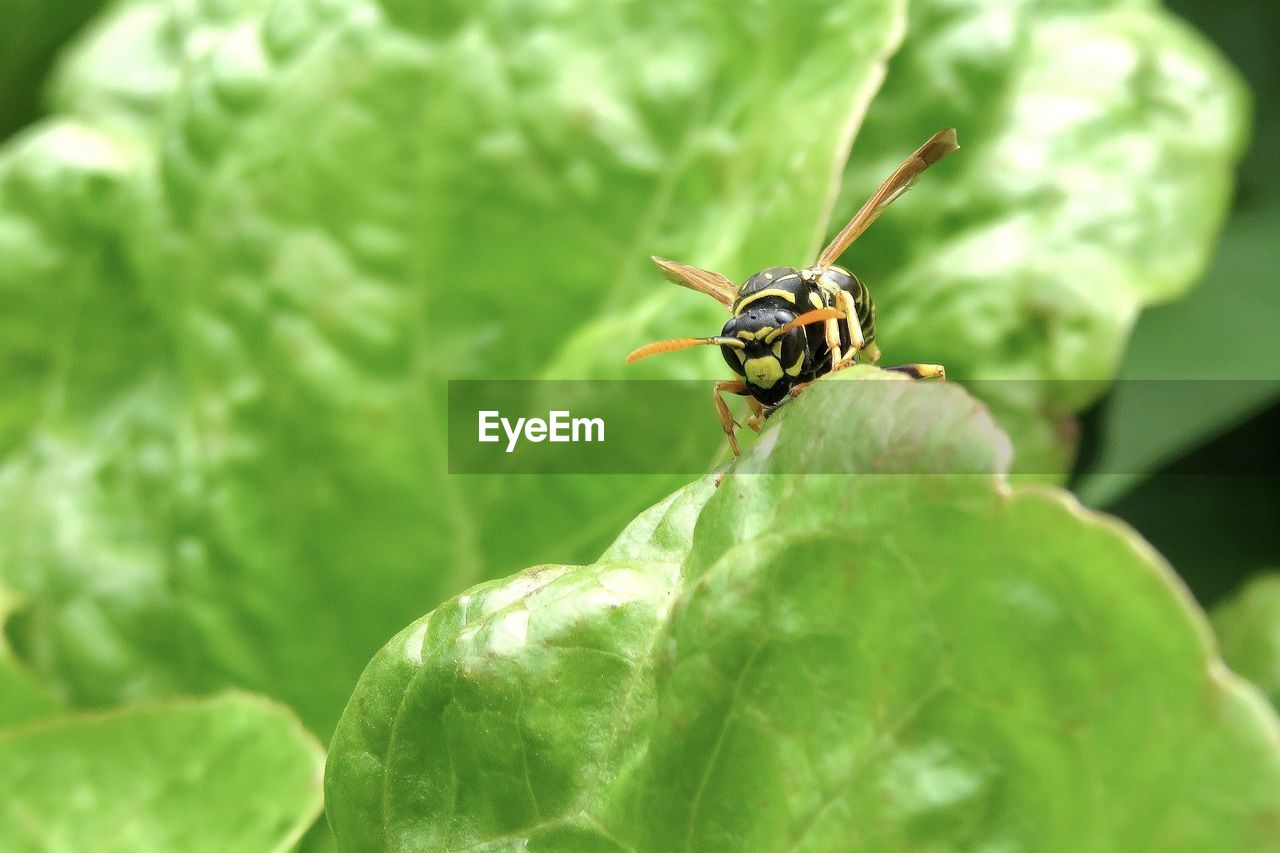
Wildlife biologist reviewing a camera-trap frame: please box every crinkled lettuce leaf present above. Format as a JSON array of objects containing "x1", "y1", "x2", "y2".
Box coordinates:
[{"x1": 327, "y1": 370, "x2": 1280, "y2": 850}]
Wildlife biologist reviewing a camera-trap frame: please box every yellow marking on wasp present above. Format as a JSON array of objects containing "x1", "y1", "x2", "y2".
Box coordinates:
[
  {"x1": 735, "y1": 327, "x2": 776, "y2": 341},
  {"x1": 771, "y1": 341, "x2": 782, "y2": 358},
  {"x1": 808, "y1": 291, "x2": 823, "y2": 309},
  {"x1": 785, "y1": 349, "x2": 805, "y2": 376},
  {"x1": 743, "y1": 356, "x2": 783, "y2": 388},
  {"x1": 764, "y1": 271, "x2": 774, "y2": 280},
  {"x1": 735, "y1": 288, "x2": 797, "y2": 311}
]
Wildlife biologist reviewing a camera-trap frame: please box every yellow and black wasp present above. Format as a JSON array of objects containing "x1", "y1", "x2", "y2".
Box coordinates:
[{"x1": 626, "y1": 129, "x2": 958, "y2": 455}]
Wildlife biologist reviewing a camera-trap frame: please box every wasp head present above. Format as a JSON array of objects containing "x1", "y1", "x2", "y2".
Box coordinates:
[{"x1": 719, "y1": 307, "x2": 808, "y2": 405}]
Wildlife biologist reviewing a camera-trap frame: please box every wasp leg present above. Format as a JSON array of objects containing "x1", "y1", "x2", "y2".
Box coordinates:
[
  {"x1": 744, "y1": 396, "x2": 768, "y2": 432},
  {"x1": 824, "y1": 316, "x2": 843, "y2": 366},
  {"x1": 831, "y1": 290, "x2": 866, "y2": 372},
  {"x1": 713, "y1": 379, "x2": 750, "y2": 456},
  {"x1": 883, "y1": 363, "x2": 946, "y2": 380}
]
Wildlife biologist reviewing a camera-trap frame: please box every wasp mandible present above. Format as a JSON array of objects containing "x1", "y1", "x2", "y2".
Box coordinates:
[{"x1": 626, "y1": 129, "x2": 958, "y2": 455}]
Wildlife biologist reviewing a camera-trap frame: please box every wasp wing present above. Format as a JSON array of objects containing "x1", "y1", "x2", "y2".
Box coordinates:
[
  {"x1": 815, "y1": 128, "x2": 959, "y2": 269},
  {"x1": 651, "y1": 256, "x2": 738, "y2": 307}
]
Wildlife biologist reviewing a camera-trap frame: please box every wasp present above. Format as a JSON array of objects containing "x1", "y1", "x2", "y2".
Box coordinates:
[{"x1": 626, "y1": 129, "x2": 958, "y2": 455}]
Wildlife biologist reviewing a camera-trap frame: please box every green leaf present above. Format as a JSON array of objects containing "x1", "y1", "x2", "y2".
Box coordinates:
[
  {"x1": 1076, "y1": 203, "x2": 1280, "y2": 506},
  {"x1": 0, "y1": 654, "x2": 56, "y2": 729},
  {"x1": 0, "y1": 692, "x2": 324, "y2": 851},
  {"x1": 0, "y1": 0, "x2": 906, "y2": 736},
  {"x1": 327, "y1": 371, "x2": 1280, "y2": 851},
  {"x1": 0, "y1": 585, "x2": 58, "y2": 728},
  {"x1": 833, "y1": 0, "x2": 1250, "y2": 475},
  {"x1": 1212, "y1": 573, "x2": 1280, "y2": 709},
  {"x1": 0, "y1": 0, "x2": 110, "y2": 139},
  {"x1": 1072, "y1": 0, "x2": 1280, "y2": 508}
]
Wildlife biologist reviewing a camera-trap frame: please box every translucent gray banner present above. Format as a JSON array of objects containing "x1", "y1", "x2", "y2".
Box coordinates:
[{"x1": 447, "y1": 379, "x2": 1280, "y2": 475}]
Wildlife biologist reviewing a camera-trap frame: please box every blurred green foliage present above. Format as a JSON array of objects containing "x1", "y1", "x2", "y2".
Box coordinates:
[
  {"x1": 0, "y1": 0, "x2": 110, "y2": 139},
  {"x1": 1213, "y1": 573, "x2": 1280, "y2": 708},
  {"x1": 1076, "y1": 0, "x2": 1280, "y2": 503},
  {"x1": 1071, "y1": 0, "x2": 1280, "y2": 610},
  {"x1": 0, "y1": 693, "x2": 323, "y2": 850},
  {"x1": 0, "y1": 0, "x2": 1276, "y2": 847},
  {"x1": 0, "y1": 0, "x2": 913, "y2": 742},
  {"x1": 836, "y1": 0, "x2": 1248, "y2": 476},
  {"x1": 0, "y1": 587, "x2": 58, "y2": 727}
]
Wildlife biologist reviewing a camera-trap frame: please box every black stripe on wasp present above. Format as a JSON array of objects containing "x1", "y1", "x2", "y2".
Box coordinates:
[{"x1": 626, "y1": 129, "x2": 958, "y2": 456}]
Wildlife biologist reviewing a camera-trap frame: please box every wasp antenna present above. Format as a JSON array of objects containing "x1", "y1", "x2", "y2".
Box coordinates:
[
  {"x1": 766, "y1": 308, "x2": 844, "y2": 342},
  {"x1": 625, "y1": 336, "x2": 742, "y2": 364}
]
